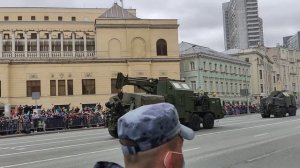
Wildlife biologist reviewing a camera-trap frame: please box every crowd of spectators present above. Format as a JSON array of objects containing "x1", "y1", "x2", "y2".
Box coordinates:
[
  {"x1": 223, "y1": 103, "x2": 258, "y2": 115},
  {"x1": 0, "y1": 103, "x2": 107, "y2": 135}
]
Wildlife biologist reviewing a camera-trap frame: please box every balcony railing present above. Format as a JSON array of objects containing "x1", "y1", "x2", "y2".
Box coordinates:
[{"x1": 0, "y1": 51, "x2": 96, "y2": 59}]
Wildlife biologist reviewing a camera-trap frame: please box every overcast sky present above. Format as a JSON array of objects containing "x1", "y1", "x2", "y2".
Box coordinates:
[{"x1": 1, "y1": 0, "x2": 299, "y2": 51}]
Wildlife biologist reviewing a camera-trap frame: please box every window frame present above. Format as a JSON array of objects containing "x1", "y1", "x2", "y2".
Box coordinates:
[{"x1": 82, "y1": 79, "x2": 95, "y2": 95}]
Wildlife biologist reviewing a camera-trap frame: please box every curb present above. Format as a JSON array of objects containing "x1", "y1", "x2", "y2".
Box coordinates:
[{"x1": 0, "y1": 127, "x2": 105, "y2": 139}]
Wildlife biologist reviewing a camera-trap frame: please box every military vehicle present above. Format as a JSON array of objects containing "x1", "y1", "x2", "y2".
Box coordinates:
[
  {"x1": 105, "y1": 72, "x2": 224, "y2": 138},
  {"x1": 260, "y1": 91, "x2": 297, "y2": 118}
]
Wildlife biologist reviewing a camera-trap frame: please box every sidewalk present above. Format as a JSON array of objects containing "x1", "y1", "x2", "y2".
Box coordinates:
[{"x1": 0, "y1": 127, "x2": 105, "y2": 139}]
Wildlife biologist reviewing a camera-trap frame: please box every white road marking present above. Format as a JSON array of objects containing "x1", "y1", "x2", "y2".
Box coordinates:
[
  {"x1": 247, "y1": 144, "x2": 297, "y2": 162},
  {"x1": 14, "y1": 135, "x2": 110, "y2": 148},
  {"x1": 0, "y1": 148, "x2": 119, "y2": 168},
  {"x1": 0, "y1": 139, "x2": 117, "y2": 157},
  {"x1": 185, "y1": 132, "x2": 300, "y2": 160},
  {"x1": 254, "y1": 133, "x2": 269, "y2": 137},
  {"x1": 0, "y1": 129, "x2": 107, "y2": 144},
  {"x1": 0, "y1": 132, "x2": 108, "y2": 146},
  {"x1": 196, "y1": 118, "x2": 300, "y2": 138}
]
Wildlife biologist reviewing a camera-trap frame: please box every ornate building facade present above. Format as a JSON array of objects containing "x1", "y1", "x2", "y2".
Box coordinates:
[
  {"x1": 180, "y1": 42, "x2": 251, "y2": 104},
  {"x1": 0, "y1": 3, "x2": 180, "y2": 111}
]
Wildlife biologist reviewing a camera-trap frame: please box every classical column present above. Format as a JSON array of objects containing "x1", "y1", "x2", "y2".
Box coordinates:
[
  {"x1": 0, "y1": 31, "x2": 3, "y2": 58},
  {"x1": 60, "y1": 32, "x2": 64, "y2": 57},
  {"x1": 83, "y1": 32, "x2": 87, "y2": 57},
  {"x1": 49, "y1": 31, "x2": 52, "y2": 57},
  {"x1": 12, "y1": 30, "x2": 15, "y2": 57},
  {"x1": 72, "y1": 32, "x2": 75, "y2": 57},
  {"x1": 37, "y1": 31, "x2": 40, "y2": 57},
  {"x1": 24, "y1": 31, "x2": 28, "y2": 57}
]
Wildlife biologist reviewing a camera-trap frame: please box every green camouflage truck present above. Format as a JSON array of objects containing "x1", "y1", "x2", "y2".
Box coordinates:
[{"x1": 105, "y1": 72, "x2": 224, "y2": 138}]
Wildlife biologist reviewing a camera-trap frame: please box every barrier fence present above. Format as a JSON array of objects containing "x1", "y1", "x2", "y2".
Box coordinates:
[{"x1": 0, "y1": 114, "x2": 106, "y2": 135}]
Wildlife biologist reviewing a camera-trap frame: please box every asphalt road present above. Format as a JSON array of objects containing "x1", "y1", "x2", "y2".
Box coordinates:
[{"x1": 1, "y1": 113, "x2": 300, "y2": 168}]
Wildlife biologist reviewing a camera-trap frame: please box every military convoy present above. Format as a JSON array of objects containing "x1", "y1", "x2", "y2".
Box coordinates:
[
  {"x1": 105, "y1": 72, "x2": 224, "y2": 138},
  {"x1": 260, "y1": 91, "x2": 297, "y2": 118}
]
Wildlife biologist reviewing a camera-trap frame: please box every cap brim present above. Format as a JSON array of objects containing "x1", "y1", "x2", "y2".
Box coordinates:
[{"x1": 179, "y1": 124, "x2": 195, "y2": 140}]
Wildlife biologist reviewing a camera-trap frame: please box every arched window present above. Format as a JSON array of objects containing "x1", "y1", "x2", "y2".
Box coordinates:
[{"x1": 156, "y1": 39, "x2": 168, "y2": 56}]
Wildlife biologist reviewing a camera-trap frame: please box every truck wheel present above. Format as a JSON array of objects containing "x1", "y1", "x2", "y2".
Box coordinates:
[
  {"x1": 288, "y1": 107, "x2": 297, "y2": 116},
  {"x1": 203, "y1": 113, "x2": 214, "y2": 129},
  {"x1": 261, "y1": 113, "x2": 270, "y2": 118},
  {"x1": 108, "y1": 129, "x2": 118, "y2": 138},
  {"x1": 274, "y1": 106, "x2": 284, "y2": 118},
  {"x1": 189, "y1": 114, "x2": 201, "y2": 131}
]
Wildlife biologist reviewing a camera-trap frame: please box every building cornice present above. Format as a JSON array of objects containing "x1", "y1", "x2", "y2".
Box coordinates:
[
  {"x1": 95, "y1": 24, "x2": 179, "y2": 29},
  {"x1": 180, "y1": 53, "x2": 251, "y2": 66},
  {"x1": 0, "y1": 58, "x2": 180, "y2": 65}
]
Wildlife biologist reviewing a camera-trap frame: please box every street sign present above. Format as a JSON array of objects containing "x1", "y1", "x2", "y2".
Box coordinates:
[
  {"x1": 240, "y1": 89, "x2": 249, "y2": 96},
  {"x1": 32, "y1": 92, "x2": 40, "y2": 100}
]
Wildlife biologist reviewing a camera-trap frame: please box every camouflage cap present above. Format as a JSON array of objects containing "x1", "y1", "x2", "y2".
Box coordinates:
[{"x1": 118, "y1": 103, "x2": 195, "y2": 155}]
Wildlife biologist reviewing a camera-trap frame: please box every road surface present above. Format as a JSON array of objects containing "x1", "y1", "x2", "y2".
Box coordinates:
[{"x1": 0, "y1": 114, "x2": 300, "y2": 168}]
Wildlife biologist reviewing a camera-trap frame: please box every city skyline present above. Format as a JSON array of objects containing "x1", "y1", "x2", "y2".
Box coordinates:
[{"x1": 0, "y1": 0, "x2": 299, "y2": 51}]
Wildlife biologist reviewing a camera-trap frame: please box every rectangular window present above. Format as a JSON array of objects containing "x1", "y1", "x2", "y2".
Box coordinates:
[
  {"x1": 245, "y1": 58, "x2": 249, "y2": 62},
  {"x1": 221, "y1": 82, "x2": 224, "y2": 93},
  {"x1": 273, "y1": 76, "x2": 276, "y2": 83},
  {"x1": 260, "y1": 84, "x2": 264, "y2": 93},
  {"x1": 4, "y1": 16, "x2": 9, "y2": 21},
  {"x1": 58, "y1": 16, "x2": 63, "y2": 21},
  {"x1": 111, "y1": 78, "x2": 118, "y2": 94},
  {"x1": 18, "y1": 16, "x2": 22, "y2": 21},
  {"x1": 44, "y1": 16, "x2": 49, "y2": 21},
  {"x1": 72, "y1": 17, "x2": 76, "y2": 21},
  {"x1": 67, "y1": 80, "x2": 73, "y2": 95},
  {"x1": 50, "y1": 80, "x2": 56, "y2": 96},
  {"x1": 82, "y1": 79, "x2": 95, "y2": 95},
  {"x1": 204, "y1": 81, "x2": 207, "y2": 92},
  {"x1": 27, "y1": 80, "x2": 41, "y2": 97},
  {"x1": 190, "y1": 62, "x2": 195, "y2": 71},
  {"x1": 191, "y1": 81, "x2": 196, "y2": 91},
  {"x1": 31, "y1": 16, "x2": 36, "y2": 21},
  {"x1": 31, "y1": 33, "x2": 37, "y2": 39},
  {"x1": 58, "y1": 80, "x2": 66, "y2": 96},
  {"x1": 259, "y1": 70, "x2": 263, "y2": 79}
]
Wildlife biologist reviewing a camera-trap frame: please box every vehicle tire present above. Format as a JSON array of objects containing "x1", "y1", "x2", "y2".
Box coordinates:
[
  {"x1": 274, "y1": 106, "x2": 284, "y2": 118},
  {"x1": 288, "y1": 107, "x2": 297, "y2": 116},
  {"x1": 108, "y1": 129, "x2": 118, "y2": 138},
  {"x1": 189, "y1": 114, "x2": 201, "y2": 131},
  {"x1": 261, "y1": 113, "x2": 270, "y2": 118},
  {"x1": 203, "y1": 113, "x2": 215, "y2": 129}
]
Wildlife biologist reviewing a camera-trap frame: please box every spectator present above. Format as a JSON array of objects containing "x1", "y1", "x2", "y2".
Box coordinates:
[{"x1": 94, "y1": 103, "x2": 195, "y2": 168}]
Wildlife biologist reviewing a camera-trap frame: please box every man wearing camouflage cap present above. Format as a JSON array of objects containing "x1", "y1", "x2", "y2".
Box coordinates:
[{"x1": 117, "y1": 102, "x2": 195, "y2": 168}]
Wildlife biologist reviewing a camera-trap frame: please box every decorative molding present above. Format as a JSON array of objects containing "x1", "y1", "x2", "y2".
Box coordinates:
[
  {"x1": 137, "y1": 72, "x2": 144, "y2": 76},
  {"x1": 83, "y1": 72, "x2": 93, "y2": 78},
  {"x1": 59, "y1": 73, "x2": 64, "y2": 78},
  {"x1": 27, "y1": 73, "x2": 38, "y2": 79},
  {"x1": 50, "y1": 73, "x2": 55, "y2": 78},
  {"x1": 160, "y1": 71, "x2": 167, "y2": 76}
]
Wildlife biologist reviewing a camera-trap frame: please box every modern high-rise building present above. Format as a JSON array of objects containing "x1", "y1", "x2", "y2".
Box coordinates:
[
  {"x1": 223, "y1": 0, "x2": 264, "y2": 50},
  {"x1": 283, "y1": 32, "x2": 300, "y2": 50}
]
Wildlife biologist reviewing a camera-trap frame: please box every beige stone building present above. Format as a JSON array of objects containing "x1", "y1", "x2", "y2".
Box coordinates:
[
  {"x1": 224, "y1": 48, "x2": 273, "y2": 103},
  {"x1": 0, "y1": 3, "x2": 180, "y2": 111},
  {"x1": 266, "y1": 47, "x2": 300, "y2": 95}
]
